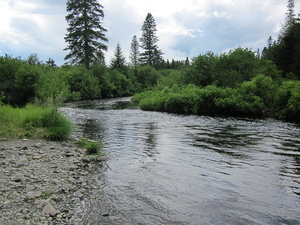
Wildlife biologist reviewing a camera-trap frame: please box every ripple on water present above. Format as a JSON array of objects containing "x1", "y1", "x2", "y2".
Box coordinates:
[{"x1": 61, "y1": 98, "x2": 300, "y2": 225}]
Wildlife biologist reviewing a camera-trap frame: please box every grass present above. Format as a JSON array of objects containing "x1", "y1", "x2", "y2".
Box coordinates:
[
  {"x1": 0, "y1": 104, "x2": 72, "y2": 141},
  {"x1": 76, "y1": 137, "x2": 104, "y2": 155},
  {"x1": 40, "y1": 190, "x2": 54, "y2": 199}
]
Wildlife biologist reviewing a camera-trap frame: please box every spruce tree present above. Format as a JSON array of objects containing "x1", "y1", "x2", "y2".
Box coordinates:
[
  {"x1": 139, "y1": 13, "x2": 163, "y2": 67},
  {"x1": 129, "y1": 35, "x2": 140, "y2": 68},
  {"x1": 110, "y1": 43, "x2": 126, "y2": 70},
  {"x1": 64, "y1": 0, "x2": 108, "y2": 68}
]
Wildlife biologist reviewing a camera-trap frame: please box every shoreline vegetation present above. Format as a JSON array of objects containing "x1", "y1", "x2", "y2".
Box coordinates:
[
  {"x1": 131, "y1": 76, "x2": 300, "y2": 122},
  {"x1": 0, "y1": 104, "x2": 72, "y2": 141}
]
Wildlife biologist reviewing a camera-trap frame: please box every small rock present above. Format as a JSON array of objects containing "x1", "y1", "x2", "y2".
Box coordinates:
[
  {"x1": 82, "y1": 158, "x2": 91, "y2": 163},
  {"x1": 65, "y1": 152, "x2": 75, "y2": 157},
  {"x1": 97, "y1": 156, "x2": 109, "y2": 161},
  {"x1": 16, "y1": 157, "x2": 29, "y2": 166},
  {"x1": 25, "y1": 185, "x2": 35, "y2": 192},
  {"x1": 32, "y1": 155, "x2": 43, "y2": 160},
  {"x1": 42, "y1": 204, "x2": 59, "y2": 217},
  {"x1": 26, "y1": 191, "x2": 41, "y2": 200},
  {"x1": 11, "y1": 175, "x2": 25, "y2": 183},
  {"x1": 33, "y1": 142, "x2": 42, "y2": 148}
]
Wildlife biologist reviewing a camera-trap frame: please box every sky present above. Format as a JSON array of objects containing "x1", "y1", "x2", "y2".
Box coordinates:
[{"x1": 0, "y1": 0, "x2": 299, "y2": 66}]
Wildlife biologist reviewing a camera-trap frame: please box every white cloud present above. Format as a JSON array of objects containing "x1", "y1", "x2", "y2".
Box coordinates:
[{"x1": 0, "y1": 0, "x2": 299, "y2": 65}]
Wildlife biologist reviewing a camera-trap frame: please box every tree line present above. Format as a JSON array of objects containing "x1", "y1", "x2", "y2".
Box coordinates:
[
  {"x1": 1, "y1": 0, "x2": 300, "y2": 122},
  {"x1": 132, "y1": 0, "x2": 300, "y2": 122}
]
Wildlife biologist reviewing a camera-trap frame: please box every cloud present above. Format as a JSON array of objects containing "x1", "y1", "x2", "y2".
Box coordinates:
[{"x1": 0, "y1": 0, "x2": 298, "y2": 65}]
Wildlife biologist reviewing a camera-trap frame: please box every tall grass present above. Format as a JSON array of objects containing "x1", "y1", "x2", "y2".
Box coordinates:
[{"x1": 0, "y1": 104, "x2": 72, "y2": 141}]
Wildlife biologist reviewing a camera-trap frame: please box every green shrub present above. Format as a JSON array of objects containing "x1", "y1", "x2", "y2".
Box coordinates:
[
  {"x1": 239, "y1": 74, "x2": 277, "y2": 108},
  {"x1": 276, "y1": 81, "x2": 300, "y2": 121},
  {"x1": 133, "y1": 84, "x2": 265, "y2": 117}
]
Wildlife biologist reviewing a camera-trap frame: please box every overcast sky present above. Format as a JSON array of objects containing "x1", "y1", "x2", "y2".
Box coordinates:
[{"x1": 0, "y1": 0, "x2": 299, "y2": 66}]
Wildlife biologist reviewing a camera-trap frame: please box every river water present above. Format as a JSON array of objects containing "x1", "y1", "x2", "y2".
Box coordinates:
[{"x1": 61, "y1": 97, "x2": 300, "y2": 225}]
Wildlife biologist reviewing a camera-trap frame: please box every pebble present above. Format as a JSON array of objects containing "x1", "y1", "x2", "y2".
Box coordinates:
[{"x1": 0, "y1": 139, "x2": 105, "y2": 224}]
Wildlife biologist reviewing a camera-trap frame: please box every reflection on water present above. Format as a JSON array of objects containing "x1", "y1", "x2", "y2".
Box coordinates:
[{"x1": 61, "y1": 97, "x2": 300, "y2": 225}]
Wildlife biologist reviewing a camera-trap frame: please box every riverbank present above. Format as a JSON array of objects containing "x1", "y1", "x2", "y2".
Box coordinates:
[{"x1": 0, "y1": 138, "x2": 106, "y2": 225}]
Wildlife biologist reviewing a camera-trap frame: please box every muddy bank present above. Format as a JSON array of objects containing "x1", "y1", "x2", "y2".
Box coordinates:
[{"x1": 0, "y1": 139, "x2": 105, "y2": 225}]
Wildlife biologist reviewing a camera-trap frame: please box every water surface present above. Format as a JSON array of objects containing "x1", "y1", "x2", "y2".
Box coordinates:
[{"x1": 61, "y1": 97, "x2": 300, "y2": 225}]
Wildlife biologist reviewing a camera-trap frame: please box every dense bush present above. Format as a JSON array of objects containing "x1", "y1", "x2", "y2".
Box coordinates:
[
  {"x1": 134, "y1": 84, "x2": 263, "y2": 117},
  {"x1": 63, "y1": 65, "x2": 100, "y2": 100},
  {"x1": 0, "y1": 55, "x2": 154, "y2": 106},
  {"x1": 276, "y1": 81, "x2": 300, "y2": 121},
  {"x1": 136, "y1": 65, "x2": 161, "y2": 89}
]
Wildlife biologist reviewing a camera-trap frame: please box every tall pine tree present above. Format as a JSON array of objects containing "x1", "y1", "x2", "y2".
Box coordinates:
[
  {"x1": 129, "y1": 35, "x2": 140, "y2": 68},
  {"x1": 110, "y1": 43, "x2": 126, "y2": 70},
  {"x1": 283, "y1": 0, "x2": 296, "y2": 33},
  {"x1": 64, "y1": 0, "x2": 108, "y2": 68},
  {"x1": 139, "y1": 13, "x2": 163, "y2": 68}
]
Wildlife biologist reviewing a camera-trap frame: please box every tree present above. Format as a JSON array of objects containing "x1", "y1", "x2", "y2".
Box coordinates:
[
  {"x1": 282, "y1": 0, "x2": 296, "y2": 35},
  {"x1": 110, "y1": 43, "x2": 126, "y2": 70},
  {"x1": 64, "y1": 0, "x2": 108, "y2": 68},
  {"x1": 139, "y1": 13, "x2": 163, "y2": 67},
  {"x1": 45, "y1": 58, "x2": 57, "y2": 67},
  {"x1": 129, "y1": 35, "x2": 140, "y2": 68}
]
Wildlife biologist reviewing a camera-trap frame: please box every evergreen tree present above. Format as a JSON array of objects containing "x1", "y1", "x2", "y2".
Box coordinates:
[
  {"x1": 282, "y1": 0, "x2": 296, "y2": 35},
  {"x1": 45, "y1": 58, "x2": 57, "y2": 67},
  {"x1": 185, "y1": 57, "x2": 190, "y2": 66},
  {"x1": 129, "y1": 35, "x2": 140, "y2": 68},
  {"x1": 139, "y1": 13, "x2": 163, "y2": 67},
  {"x1": 64, "y1": 0, "x2": 108, "y2": 68},
  {"x1": 110, "y1": 43, "x2": 126, "y2": 70}
]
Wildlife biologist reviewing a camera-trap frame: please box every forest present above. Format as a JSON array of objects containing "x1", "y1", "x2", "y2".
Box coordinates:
[{"x1": 0, "y1": 0, "x2": 300, "y2": 125}]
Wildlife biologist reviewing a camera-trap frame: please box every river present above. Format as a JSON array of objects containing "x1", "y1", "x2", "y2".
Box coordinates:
[{"x1": 60, "y1": 97, "x2": 300, "y2": 225}]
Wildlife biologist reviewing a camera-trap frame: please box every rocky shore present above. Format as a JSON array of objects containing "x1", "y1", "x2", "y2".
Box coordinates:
[{"x1": 0, "y1": 138, "x2": 106, "y2": 225}]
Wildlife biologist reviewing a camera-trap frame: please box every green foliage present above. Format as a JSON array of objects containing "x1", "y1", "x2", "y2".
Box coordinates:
[
  {"x1": 239, "y1": 74, "x2": 278, "y2": 108},
  {"x1": 184, "y1": 51, "x2": 216, "y2": 86},
  {"x1": 212, "y1": 48, "x2": 263, "y2": 88},
  {"x1": 139, "y1": 13, "x2": 163, "y2": 67},
  {"x1": 40, "y1": 190, "x2": 53, "y2": 199},
  {"x1": 262, "y1": 20, "x2": 300, "y2": 79},
  {"x1": 130, "y1": 35, "x2": 140, "y2": 67},
  {"x1": 0, "y1": 104, "x2": 72, "y2": 140},
  {"x1": 76, "y1": 137, "x2": 102, "y2": 155},
  {"x1": 64, "y1": 65, "x2": 100, "y2": 100},
  {"x1": 36, "y1": 67, "x2": 71, "y2": 104},
  {"x1": 64, "y1": 0, "x2": 108, "y2": 68},
  {"x1": 136, "y1": 65, "x2": 161, "y2": 89},
  {"x1": 133, "y1": 85, "x2": 263, "y2": 117},
  {"x1": 276, "y1": 80, "x2": 300, "y2": 121},
  {"x1": 157, "y1": 70, "x2": 185, "y2": 89},
  {"x1": 110, "y1": 43, "x2": 127, "y2": 70}
]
